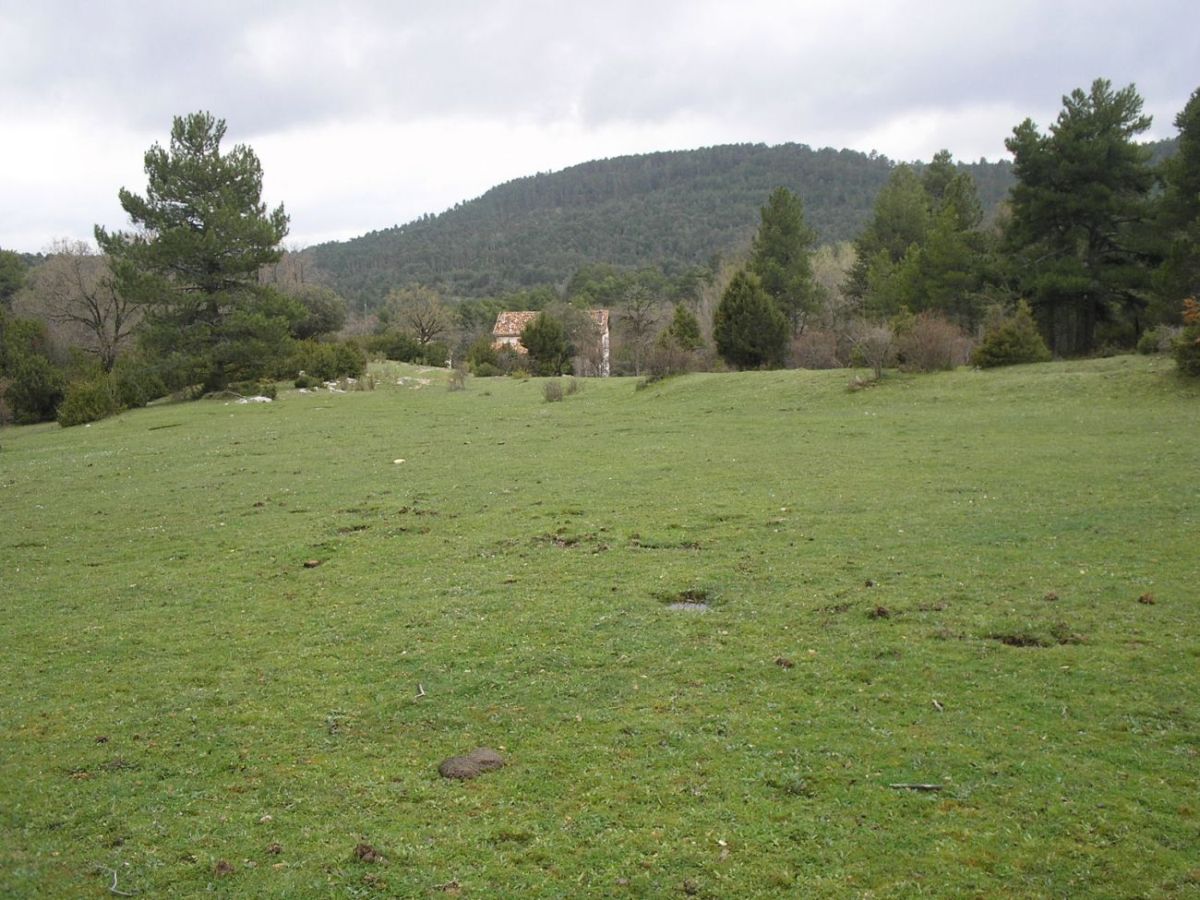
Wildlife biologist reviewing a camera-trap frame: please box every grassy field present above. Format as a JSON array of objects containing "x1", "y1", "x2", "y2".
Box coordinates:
[{"x1": 2, "y1": 357, "x2": 1198, "y2": 897}]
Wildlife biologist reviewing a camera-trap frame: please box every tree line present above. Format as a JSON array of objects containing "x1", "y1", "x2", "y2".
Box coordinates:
[
  {"x1": 3, "y1": 78, "x2": 1198, "y2": 427},
  {"x1": 706, "y1": 79, "x2": 1199, "y2": 373}
]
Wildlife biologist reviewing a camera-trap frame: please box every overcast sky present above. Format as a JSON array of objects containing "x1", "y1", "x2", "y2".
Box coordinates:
[{"x1": 1, "y1": 0, "x2": 1196, "y2": 252}]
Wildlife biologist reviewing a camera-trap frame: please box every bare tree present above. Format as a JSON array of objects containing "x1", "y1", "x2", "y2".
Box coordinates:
[
  {"x1": 618, "y1": 284, "x2": 660, "y2": 375},
  {"x1": 25, "y1": 240, "x2": 140, "y2": 371},
  {"x1": 260, "y1": 243, "x2": 319, "y2": 289},
  {"x1": 383, "y1": 284, "x2": 451, "y2": 345},
  {"x1": 848, "y1": 320, "x2": 895, "y2": 380}
]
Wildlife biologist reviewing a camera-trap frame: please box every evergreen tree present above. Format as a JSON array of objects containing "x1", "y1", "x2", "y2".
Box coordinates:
[
  {"x1": 850, "y1": 155, "x2": 991, "y2": 326},
  {"x1": 96, "y1": 112, "x2": 294, "y2": 391},
  {"x1": 844, "y1": 165, "x2": 931, "y2": 302},
  {"x1": 1154, "y1": 87, "x2": 1200, "y2": 315},
  {"x1": 520, "y1": 311, "x2": 573, "y2": 375},
  {"x1": 0, "y1": 313, "x2": 65, "y2": 424},
  {"x1": 713, "y1": 270, "x2": 788, "y2": 369},
  {"x1": 747, "y1": 187, "x2": 819, "y2": 334},
  {"x1": 663, "y1": 302, "x2": 703, "y2": 351},
  {"x1": 1004, "y1": 79, "x2": 1155, "y2": 354},
  {"x1": 0, "y1": 249, "x2": 25, "y2": 310}
]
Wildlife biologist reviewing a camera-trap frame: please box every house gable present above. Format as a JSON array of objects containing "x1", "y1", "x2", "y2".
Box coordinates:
[{"x1": 491, "y1": 309, "x2": 611, "y2": 376}]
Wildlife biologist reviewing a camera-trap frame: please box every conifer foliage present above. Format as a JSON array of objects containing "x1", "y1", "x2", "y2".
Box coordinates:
[
  {"x1": 1004, "y1": 80, "x2": 1156, "y2": 356},
  {"x1": 96, "y1": 112, "x2": 294, "y2": 392},
  {"x1": 713, "y1": 270, "x2": 789, "y2": 369},
  {"x1": 747, "y1": 187, "x2": 819, "y2": 334}
]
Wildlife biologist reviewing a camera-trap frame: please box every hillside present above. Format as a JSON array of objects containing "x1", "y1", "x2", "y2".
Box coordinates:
[{"x1": 307, "y1": 143, "x2": 1017, "y2": 306}]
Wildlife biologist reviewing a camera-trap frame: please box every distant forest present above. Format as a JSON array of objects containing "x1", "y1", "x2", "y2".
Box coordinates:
[{"x1": 306, "y1": 143, "x2": 1025, "y2": 308}]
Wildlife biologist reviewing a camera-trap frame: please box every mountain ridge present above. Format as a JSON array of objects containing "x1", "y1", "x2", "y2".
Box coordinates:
[{"x1": 303, "y1": 138, "x2": 1167, "y2": 308}]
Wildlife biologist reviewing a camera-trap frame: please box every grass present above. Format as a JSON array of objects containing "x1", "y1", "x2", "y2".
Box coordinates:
[{"x1": 1, "y1": 356, "x2": 1198, "y2": 897}]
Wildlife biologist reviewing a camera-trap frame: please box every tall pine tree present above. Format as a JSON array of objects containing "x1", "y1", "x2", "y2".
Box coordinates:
[
  {"x1": 1004, "y1": 79, "x2": 1155, "y2": 354},
  {"x1": 747, "y1": 187, "x2": 819, "y2": 335},
  {"x1": 96, "y1": 112, "x2": 295, "y2": 391},
  {"x1": 1154, "y1": 86, "x2": 1200, "y2": 316}
]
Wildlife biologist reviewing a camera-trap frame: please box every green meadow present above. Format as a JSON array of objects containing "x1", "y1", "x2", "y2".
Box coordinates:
[{"x1": 2, "y1": 357, "x2": 1198, "y2": 897}]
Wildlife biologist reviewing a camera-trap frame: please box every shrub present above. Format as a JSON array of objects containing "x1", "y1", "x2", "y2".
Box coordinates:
[
  {"x1": 521, "y1": 313, "x2": 572, "y2": 376},
  {"x1": 333, "y1": 342, "x2": 367, "y2": 378},
  {"x1": 58, "y1": 372, "x2": 121, "y2": 427},
  {"x1": 1175, "y1": 298, "x2": 1200, "y2": 377},
  {"x1": 367, "y1": 330, "x2": 423, "y2": 363},
  {"x1": 289, "y1": 340, "x2": 366, "y2": 382},
  {"x1": 542, "y1": 380, "x2": 564, "y2": 402},
  {"x1": 895, "y1": 312, "x2": 973, "y2": 372},
  {"x1": 229, "y1": 379, "x2": 277, "y2": 399},
  {"x1": 848, "y1": 321, "x2": 895, "y2": 380},
  {"x1": 294, "y1": 373, "x2": 321, "y2": 389},
  {"x1": 971, "y1": 301, "x2": 1052, "y2": 368},
  {"x1": 4, "y1": 353, "x2": 66, "y2": 424},
  {"x1": 472, "y1": 362, "x2": 502, "y2": 378},
  {"x1": 645, "y1": 340, "x2": 694, "y2": 379},
  {"x1": 1136, "y1": 325, "x2": 1180, "y2": 355},
  {"x1": 112, "y1": 356, "x2": 166, "y2": 408},
  {"x1": 466, "y1": 335, "x2": 500, "y2": 374},
  {"x1": 713, "y1": 270, "x2": 789, "y2": 369},
  {"x1": 791, "y1": 329, "x2": 842, "y2": 369},
  {"x1": 448, "y1": 364, "x2": 468, "y2": 391}
]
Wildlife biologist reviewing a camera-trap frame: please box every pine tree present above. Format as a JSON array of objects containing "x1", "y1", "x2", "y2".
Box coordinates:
[
  {"x1": 1004, "y1": 80, "x2": 1155, "y2": 355},
  {"x1": 96, "y1": 112, "x2": 295, "y2": 391},
  {"x1": 844, "y1": 165, "x2": 931, "y2": 302},
  {"x1": 747, "y1": 188, "x2": 819, "y2": 334},
  {"x1": 1154, "y1": 87, "x2": 1200, "y2": 315}
]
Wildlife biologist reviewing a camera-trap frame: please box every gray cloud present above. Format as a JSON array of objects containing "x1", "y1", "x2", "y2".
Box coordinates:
[{"x1": 1, "y1": 0, "x2": 1196, "y2": 250}]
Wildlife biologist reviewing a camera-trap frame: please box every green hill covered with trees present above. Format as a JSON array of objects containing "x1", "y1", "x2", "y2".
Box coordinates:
[{"x1": 306, "y1": 143, "x2": 1019, "y2": 307}]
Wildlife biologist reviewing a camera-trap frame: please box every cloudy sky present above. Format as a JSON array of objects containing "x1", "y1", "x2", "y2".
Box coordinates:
[{"x1": 1, "y1": 0, "x2": 1195, "y2": 252}]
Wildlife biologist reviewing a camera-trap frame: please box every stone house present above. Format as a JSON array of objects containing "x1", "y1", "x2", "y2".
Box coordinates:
[{"x1": 492, "y1": 309, "x2": 611, "y2": 376}]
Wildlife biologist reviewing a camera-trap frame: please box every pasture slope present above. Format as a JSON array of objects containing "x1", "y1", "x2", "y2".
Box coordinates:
[{"x1": 1, "y1": 357, "x2": 1197, "y2": 897}]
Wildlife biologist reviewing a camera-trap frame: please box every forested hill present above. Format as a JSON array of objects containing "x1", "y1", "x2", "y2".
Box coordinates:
[{"x1": 308, "y1": 143, "x2": 1019, "y2": 306}]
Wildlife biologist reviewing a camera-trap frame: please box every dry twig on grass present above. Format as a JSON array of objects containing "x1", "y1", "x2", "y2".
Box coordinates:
[{"x1": 92, "y1": 864, "x2": 137, "y2": 896}]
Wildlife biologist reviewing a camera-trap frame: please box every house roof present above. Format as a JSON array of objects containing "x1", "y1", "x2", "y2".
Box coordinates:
[
  {"x1": 492, "y1": 309, "x2": 610, "y2": 338},
  {"x1": 492, "y1": 311, "x2": 539, "y2": 338}
]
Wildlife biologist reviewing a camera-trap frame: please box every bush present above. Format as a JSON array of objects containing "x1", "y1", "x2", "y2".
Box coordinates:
[
  {"x1": 521, "y1": 313, "x2": 572, "y2": 376},
  {"x1": 4, "y1": 354, "x2": 65, "y2": 424},
  {"x1": 472, "y1": 362, "x2": 502, "y2": 378},
  {"x1": 367, "y1": 330, "x2": 423, "y2": 363},
  {"x1": 848, "y1": 322, "x2": 895, "y2": 380},
  {"x1": 1175, "y1": 298, "x2": 1200, "y2": 377},
  {"x1": 713, "y1": 270, "x2": 789, "y2": 369},
  {"x1": 791, "y1": 329, "x2": 842, "y2": 369},
  {"x1": 229, "y1": 379, "x2": 277, "y2": 399},
  {"x1": 58, "y1": 373, "x2": 121, "y2": 427},
  {"x1": 288, "y1": 340, "x2": 366, "y2": 382},
  {"x1": 1136, "y1": 325, "x2": 1180, "y2": 355},
  {"x1": 895, "y1": 312, "x2": 973, "y2": 372},
  {"x1": 971, "y1": 301, "x2": 1052, "y2": 368},
  {"x1": 111, "y1": 356, "x2": 167, "y2": 408},
  {"x1": 542, "y1": 380, "x2": 564, "y2": 402},
  {"x1": 466, "y1": 335, "x2": 500, "y2": 374},
  {"x1": 332, "y1": 342, "x2": 367, "y2": 378}
]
